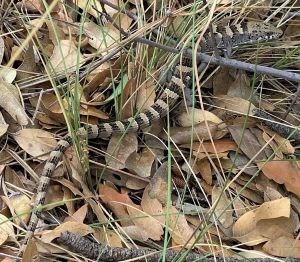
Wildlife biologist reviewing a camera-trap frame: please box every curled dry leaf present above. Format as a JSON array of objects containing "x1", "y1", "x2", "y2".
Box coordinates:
[
  {"x1": 49, "y1": 40, "x2": 84, "y2": 74},
  {"x1": 83, "y1": 13, "x2": 132, "y2": 51},
  {"x1": 13, "y1": 129, "x2": 57, "y2": 161},
  {"x1": 258, "y1": 160, "x2": 300, "y2": 198},
  {"x1": 0, "y1": 214, "x2": 15, "y2": 245},
  {"x1": 260, "y1": 126, "x2": 295, "y2": 155},
  {"x1": 176, "y1": 107, "x2": 223, "y2": 127},
  {"x1": 233, "y1": 198, "x2": 292, "y2": 246},
  {"x1": 136, "y1": 78, "x2": 156, "y2": 111},
  {"x1": 0, "y1": 80, "x2": 28, "y2": 125},
  {"x1": 1, "y1": 68, "x2": 17, "y2": 84},
  {"x1": 106, "y1": 133, "x2": 138, "y2": 169}
]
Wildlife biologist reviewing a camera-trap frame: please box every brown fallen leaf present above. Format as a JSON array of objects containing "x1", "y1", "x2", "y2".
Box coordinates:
[
  {"x1": 183, "y1": 138, "x2": 237, "y2": 154},
  {"x1": 176, "y1": 107, "x2": 223, "y2": 127},
  {"x1": 141, "y1": 185, "x2": 165, "y2": 225},
  {"x1": 228, "y1": 126, "x2": 267, "y2": 161},
  {"x1": 212, "y1": 186, "x2": 234, "y2": 229},
  {"x1": 64, "y1": 204, "x2": 88, "y2": 223},
  {"x1": 106, "y1": 133, "x2": 138, "y2": 169},
  {"x1": 122, "y1": 225, "x2": 150, "y2": 242},
  {"x1": 22, "y1": 239, "x2": 39, "y2": 262},
  {"x1": 2, "y1": 194, "x2": 31, "y2": 226},
  {"x1": 263, "y1": 236, "x2": 300, "y2": 258},
  {"x1": 213, "y1": 95, "x2": 256, "y2": 116},
  {"x1": 83, "y1": 21, "x2": 120, "y2": 51},
  {"x1": 41, "y1": 221, "x2": 94, "y2": 243},
  {"x1": 13, "y1": 129, "x2": 57, "y2": 160},
  {"x1": 0, "y1": 80, "x2": 28, "y2": 125},
  {"x1": 94, "y1": 228, "x2": 122, "y2": 247},
  {"x1": 100, "y1": 184, "x2": 163, "y2": 240},
  {"x1": 136, "y1": 78, "x2": 156, "y2": 112},
  {"x1": 125, "y1": 149, "x2": 155, "y2": 178},
  {"x1": 162, "y1": 122, "x2": 226, "y2": 144},
  {"x1": 0, "y1": 214, "x2": 15, "y2": 245},
  {"x1": 233, "y1": 198, "x2": 291, "y2": 246},
  {"x1": 166, "y1": 205, "x2": 196, "y2": 247},
  {"x1": 49, "y1": 39, "x2": 84, "y2": 73},
  {"x1": 258, "y1": 160, "x2": 300, "y2": 197},
  {"x1": 148, "y1": 162, "x2": 169, "y2": 205},
  {"x1": 0, "y1": 112, "x2": 8, "y2": 138},
  {"x1": 99, "y1": 184, "x2": 135, "y2": 227}
]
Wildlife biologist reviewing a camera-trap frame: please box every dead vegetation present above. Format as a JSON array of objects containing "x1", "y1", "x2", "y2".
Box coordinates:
[{"x1": 0, "y1": 0, "x2": 300, "y2": 261}]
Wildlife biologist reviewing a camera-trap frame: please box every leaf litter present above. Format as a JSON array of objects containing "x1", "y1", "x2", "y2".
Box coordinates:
[{"x1": 0, "y1": 1, "x2": 300, "y2": 261}]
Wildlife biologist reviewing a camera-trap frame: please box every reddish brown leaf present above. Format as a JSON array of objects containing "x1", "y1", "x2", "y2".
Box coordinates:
[{"x1": 258, "y1": 160, "x2": 300, "y2": 197}]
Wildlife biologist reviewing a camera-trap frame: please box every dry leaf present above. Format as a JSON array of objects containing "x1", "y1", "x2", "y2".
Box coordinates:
[
  {"x1": 49, "y1": 40, "x2": 84, "y2": 73},
  {"x1": 106, "y1": 133, "x2": 138, "y2": 169},
  {"x1": 122, "y1": 225, "x2": 150, "y2": 242},
  {"x1": 212, "y1": 186, "x2": 234, "y2": 229},
  {"x1": 263, "y1": 236, "x2": 300, "y2": 258},
  {"x1": 214, "y1": 95, "x2": 256, "y2": 115},
  {"x1": 228, "y1": 126, "x2": 267, "y2": 161},
  {"x1": 0, "y1": 214, "x2": 15, "y2": 245},
  {"x1": 64, "y1": 204, "x2": 88, "y2": 223},
  {"x1": 148, "y1": 162, "x2": 168, "y2": 205},
  {"x1": 141, "y1": 185, "x2": 165, "y2": 225},
  {"x1": 197, "y1": 158, "x2": 212, "y2": 185},
  {"x1": 136, "y1": 78, "x2": 156, "y2": 111},
  {"x1": 166, "y1": 205, "x2": 196, "y2": 247},
  {"x1": 41, "y1": 221, "x2": 94, "y2": 243},
  {"x1": 13, "y1": 129, "x2": 57, "y2": 160},
  {"x1": 183, "y1": 139, "x2": 237, "y2": 155},
  {"x1": 84, "y1": 21, "x2": 120, "y2": 51},
  {"x1": 126, "y1": 205, "x2": 163, "y2": 241},
  {"x1": 125, "y1": 149, "x2": 155, "y2": 178},
  {"x1": 7, "y1": 194, "x2": 31, "y2": 225},
  {"x1": 258, "y1": 160, "x2": 300, "y2": 197},
  {"x1": 99, "y1": 184, "x2": 135, "y2": 227},
  {"x1": 163, "y1": 122, "x2": 226, "y2": 144},
  {"x1": 233, "y1": 198, "x2": 291, "y2": 246},
  {"x1": 94, "y1": 228, "x2": 122, "y2": 247},
  {"x1": 176, "y1": 107, "x2": 223, "y2": 127},
  {"x1": 0, "y1": 112, "x2": 8, "y2": 138},
  {"x1": 0, "y1": 80, "x2": 28, "y2": 125}
]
